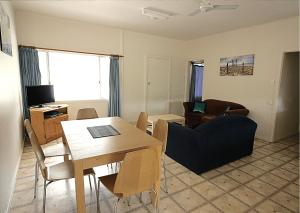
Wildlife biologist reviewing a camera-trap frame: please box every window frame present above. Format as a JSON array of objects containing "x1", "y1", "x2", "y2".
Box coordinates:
[{"x1": 38, "y1": 50, "x2": 109, "y2": 101}]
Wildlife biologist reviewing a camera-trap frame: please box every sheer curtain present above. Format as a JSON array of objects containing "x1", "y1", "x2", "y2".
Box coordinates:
[{"x1": 108, "y1": 57, "x2": 120, "y2": 117}]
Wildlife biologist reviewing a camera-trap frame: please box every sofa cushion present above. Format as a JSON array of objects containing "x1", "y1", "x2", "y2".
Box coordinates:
[{"x1": 193, "y1": 101, "x2": 206, "y2": 113}]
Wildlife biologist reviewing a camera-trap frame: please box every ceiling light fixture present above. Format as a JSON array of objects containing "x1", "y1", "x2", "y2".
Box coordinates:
[{"x1": 142, "y1": 7, "x2": 176, "y2": 20}]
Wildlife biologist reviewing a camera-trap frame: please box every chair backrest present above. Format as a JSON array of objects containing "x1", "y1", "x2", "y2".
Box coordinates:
[
  {"x1": 114, "y1": 148, "x2": 159, "y2": 196},
  {"x1": 24, "y1": 119, "x2": 47, "y2": 178},
  {"x1": 76, "y1": 108, "x2": 99, "y2": 120},
  {"x1": 136, "y1": 112, "x2": 148, "y2": 132},
  {"x1": 152, "y1": 119, "x2": 168, "y2": 153}
]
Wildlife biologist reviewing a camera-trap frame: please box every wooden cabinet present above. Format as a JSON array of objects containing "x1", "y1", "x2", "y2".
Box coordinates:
[{"x1": 29, "y1": 104, "x2": 69, "y2": 144}]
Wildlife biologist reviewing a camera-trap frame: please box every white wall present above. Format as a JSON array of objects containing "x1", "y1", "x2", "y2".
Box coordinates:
[
  {"x1": 183, "y1": 17, "x2": 299, "y2": 142},
  {"x1": 0, "y1": 2, "x2": 23, "y2": 212},
  {"x1": 274, "y1": 52, "x2": 299, "y2": 141},
  {"x1": 15, "y1": 11, "x2": 186, "y2": 122}
]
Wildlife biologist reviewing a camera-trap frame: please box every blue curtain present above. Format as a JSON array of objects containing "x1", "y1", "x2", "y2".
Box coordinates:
[
  {"x1": 194, "y1": 65, "x2": 204, "y2": 101},
  {"x1": 19, "y1": 47, "x2": 41, "y2": 119},
  {"x1": 189, "y1": 64, "x2": 196, "y2": 102},
  {"x1": 108, "y1": 56, "x2": 120, "y2": 117}
]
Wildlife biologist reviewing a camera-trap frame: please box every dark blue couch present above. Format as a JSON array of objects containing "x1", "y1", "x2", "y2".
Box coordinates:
[{"x1": 166, "y1": 115, "x2": 257, "y2": 174}]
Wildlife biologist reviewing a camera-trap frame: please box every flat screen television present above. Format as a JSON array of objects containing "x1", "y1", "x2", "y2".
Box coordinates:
[{"x1": 26, "y1": 85, "x2": 55, "y2": 107}]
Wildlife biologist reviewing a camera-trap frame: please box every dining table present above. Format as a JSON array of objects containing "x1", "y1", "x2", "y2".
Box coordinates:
[{"x1": 61, "y1": 117, "x2": 162, "y2": 213}]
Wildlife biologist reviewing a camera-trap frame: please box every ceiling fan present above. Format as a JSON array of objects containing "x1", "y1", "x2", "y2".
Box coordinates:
[{"x1": 189, "y1": 0, "x2": 239, "y2": 16}]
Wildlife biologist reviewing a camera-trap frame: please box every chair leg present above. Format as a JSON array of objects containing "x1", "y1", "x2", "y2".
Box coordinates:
[
  {"x1": 163, "y1": 160, "x2": 168, "y2": 193},
  {"x1": 43, "y1": 180, "x2": 47, "y2": 213},
  {"x1": 92, "y1": 175, "x2": 100, "y2": 213},
  {"x1": 138, "y1": 193, "x2": 143, "y2": 203},
  {"x1": 127, "y1": 197, "x2": 131, "y2": 206},
  {"x1": 34, "y1": 161, "x2": 38, "y2": 199},
  {"x1": 114, "y1": 198, "x2": 120, "y2": 213},
  {"x1": 88, "y1": 175, "x2": 92, "y2": 191}
]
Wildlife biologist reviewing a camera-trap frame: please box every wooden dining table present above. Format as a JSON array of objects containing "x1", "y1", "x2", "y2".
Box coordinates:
[{"x1": 61, "y1": 117, "x2": 162, "y2": 213}]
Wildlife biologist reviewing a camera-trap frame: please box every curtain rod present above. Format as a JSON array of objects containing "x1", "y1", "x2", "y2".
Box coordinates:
[{"x1": 18, "y1": 45, "x2": 124, "y2": 58}]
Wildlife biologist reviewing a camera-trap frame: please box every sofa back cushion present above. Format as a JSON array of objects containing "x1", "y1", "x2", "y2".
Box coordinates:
[{"x1": 203, "y1": 99, "x2": 245, "y2": 115}]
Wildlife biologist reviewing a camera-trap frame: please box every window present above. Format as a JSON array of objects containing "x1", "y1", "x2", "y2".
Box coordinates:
[{"x1": 38, "y1": 51, "x2": 110, "y2": 101}]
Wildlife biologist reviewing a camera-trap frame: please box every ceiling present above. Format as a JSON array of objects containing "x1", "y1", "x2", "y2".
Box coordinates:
[{"x1": 12, "y1": 0, "x2": 299, "y2": 40}]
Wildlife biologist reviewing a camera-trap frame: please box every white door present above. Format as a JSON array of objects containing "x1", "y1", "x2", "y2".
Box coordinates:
[{"x1": 146, "y1": 56, "x2": 170, "y2": 115}]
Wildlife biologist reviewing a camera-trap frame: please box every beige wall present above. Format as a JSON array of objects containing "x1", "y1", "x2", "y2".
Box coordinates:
[
  {"x1": 274, "y1": 52, "x2": 299, "y2": 141},
  {"x1": 15, "y1": 10, "x2": 186, "y2": 122},
  {"x1": 183, "y1": 17, "x2": 299, "y2": 142},
  {"x1": 0, "y1": 2, "x2": 23, "y2": 212}
]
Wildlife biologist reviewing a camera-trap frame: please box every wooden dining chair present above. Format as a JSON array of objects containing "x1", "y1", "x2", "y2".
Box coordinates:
[
  {"x1": 24, "y1": 119, "x2": 99, "y2": 213},
  {"x1": 76, "y1": 108, "x2": 99, "y2": 120},
  {"x1": 97, "y1": 148, "x2": 160, "y2": 213},
  {"x1": 152, "y1": 119, "x2": 169, "y2": 193},
  {"x1": 26, "y1": 123, "x2": 70, "y2": 199},
  {"x1": 136, "y1": 112, "x2": 148, "y2": 132}
]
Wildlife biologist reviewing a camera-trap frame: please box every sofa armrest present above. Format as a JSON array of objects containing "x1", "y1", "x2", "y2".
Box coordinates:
[
  {"x1": 226, "y1": 109, "x2": 249, "y2": 116},
  {"x1": 183, "y1": 102, "x2": 194, "y2": 114}
]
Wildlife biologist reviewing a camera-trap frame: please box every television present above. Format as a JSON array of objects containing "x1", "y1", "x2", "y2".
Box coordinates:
[{"x1": 26, "y1": 85, "x2": 55, "y2": 107}]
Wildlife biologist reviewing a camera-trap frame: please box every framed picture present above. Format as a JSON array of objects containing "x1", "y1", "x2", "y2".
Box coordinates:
[
  {"x1": 220, "y1": 54, "x2": 254, "y2": 76},
  {"x1": 0, "y1": 3, "x2": 12, "y2": 56}
]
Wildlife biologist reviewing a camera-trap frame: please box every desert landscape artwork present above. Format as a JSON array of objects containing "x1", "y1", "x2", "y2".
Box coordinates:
[{"x1": 220, "y1": 54, "x2": 254, "y2": 76}]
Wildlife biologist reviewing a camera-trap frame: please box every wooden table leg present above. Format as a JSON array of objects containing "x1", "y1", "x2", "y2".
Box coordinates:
[
  {"x1": 62, "y1": 134, "x2": 69, "y2": 161},
  {"x1": 152, "y1": 146, "x2": 161, "y2": 210},
  {"x1": 74, "y1": 160, "x2": 86, "y2": 213}
]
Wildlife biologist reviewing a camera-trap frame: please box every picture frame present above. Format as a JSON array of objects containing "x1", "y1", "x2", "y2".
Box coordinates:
[
  {"x1": 220, "y1": 54, "x2": 254, "y2": 76},
  {"x1": 0, "y1": 3, "x2": 12, "y2": 56}
]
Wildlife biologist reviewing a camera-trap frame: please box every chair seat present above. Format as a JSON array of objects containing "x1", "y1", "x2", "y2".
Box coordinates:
[
  {"x1": 43, "y1": 143, "x2": 70, "y2": 157},
  {"x1": 47, "y1": 160, "x2": 95, "y2": 181},
  {"x1": 99, "y1": 174, "x2": 123, "y2": 198}
]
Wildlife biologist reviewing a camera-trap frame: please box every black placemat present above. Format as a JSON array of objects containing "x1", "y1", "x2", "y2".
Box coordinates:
[{"x1": 87, "y1": 125, "x2": 120, "y2": 138}]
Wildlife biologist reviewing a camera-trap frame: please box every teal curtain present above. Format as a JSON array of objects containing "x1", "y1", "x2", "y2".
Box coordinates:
[
  {"x1": 108, "y1": 57, "x2": 120, "y2": 117},
  {"x1": 19, "y1": 47, "x2": 41, "y2": 119},
  {"x1": 189, "y1": 64, "x2": 196, "y2": 102}
]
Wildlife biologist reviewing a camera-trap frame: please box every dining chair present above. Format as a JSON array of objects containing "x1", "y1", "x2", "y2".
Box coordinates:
[
  {"x1": 76, "y1": 108, "x2": 99, "y2": 120},
  {"x1": 24, "y1": 119, "x2": 99, "y2": 213},
  {"x1": 97, "y1": 148, "x2": 160, "y2": 213},
  {"x1": 27, "y1": 123, "x2": 70, "y2": 199},
  {"x1": 136, "y1": 112, "x2": 148, "y2": 132},
  {"x1": 152, "y1": 119, "x2": 168, "y2": 193}
]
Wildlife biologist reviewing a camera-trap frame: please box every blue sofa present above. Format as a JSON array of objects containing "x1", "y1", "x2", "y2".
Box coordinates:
[{"x1": 166, "y1": 115, "x2": 257, "y2": 174}]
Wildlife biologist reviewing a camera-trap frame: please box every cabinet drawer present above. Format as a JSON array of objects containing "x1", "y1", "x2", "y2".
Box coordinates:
[
  {"x1": 56, "y1": 114, "x2": 69, "y2": 135},
  {"x1": 44, "y1": 118, "x2": 57, "y2": 140}
]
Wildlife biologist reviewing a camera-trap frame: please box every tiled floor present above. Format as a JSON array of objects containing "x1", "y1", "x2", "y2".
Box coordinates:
[{"x1": 10, "y1": 135, "x2": 299, "y2": 213}]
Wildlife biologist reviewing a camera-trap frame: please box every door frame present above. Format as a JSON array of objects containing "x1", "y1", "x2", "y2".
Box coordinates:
[{"x1": 144, "y1": 55, "x2": 171, "y2": 114}]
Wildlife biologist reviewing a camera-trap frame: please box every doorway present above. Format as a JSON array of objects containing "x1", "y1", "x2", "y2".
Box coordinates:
[
  {"x1": 146, "y1": 56, "x2": 170, "y2": 115},
  {"x1": 274, "y1": 51, "x2": 299, "y2": 141}
]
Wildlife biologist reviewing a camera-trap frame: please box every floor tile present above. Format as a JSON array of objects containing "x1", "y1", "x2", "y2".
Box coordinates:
[
  {"x1": 191, "y1": 203, "x2": 221, "y2": 213},
  {"x1": 258, "y1": 173, "x2": 289, "y2": 188},
  {"x1": 271, "y1": 191, "x2": 299, "y2": 212},
  {"x1": 230, "y1": 186, "x2": 264, "y2": 206},
  {"x1": 216, "y1": 164, "x2": 234, "y2": 173},
  {"x1": 210, "y1": 175, "x2": 240, "y2": 191},
  {"x1": 250, "y1": 160, "x2": 276, "y2": 171},
  {"x1": 280, "y1": 162, "x2": 299, "y2": 174},
  {"x1": 166, "y1": 163, "x2": 188, "y2": 175},
  {"x1": 147, "y1": 197, "x2": 183, "y2": 213},
  {"x1": 255, "y1": 199, "x2": 292, "y2": 213},
  {"x1": 271, "y1": 168, "x2": 298, "y2": 181},
  {"x1": 239, "y1": 164, "x2": 265, "y2": 177},
  {"x1": 246, "y1": 179, "x2": 277, "y2": 196},
  {"x1": 225, "y1": 169, "x2": 254, "y2": 184},
  {"x1": 177, "y1": 171, "x2": 205, "y2": 186},
  {"x1": 192, "y1": 181, "x2": 224, "y2": 200},
  {"x1": 201, "y1": 170, "x2": 221, "y2": 179},
  {"x1": 172, "y1": 189, "x2": 206, "y2": 211},
  {"x1": 261, "y1": 156, "x2": 285, "y2": 166},
  {"x1": 212, "y1": 194, "x2": 249, "y2": 213},
  {"x1": 163, "y1": 176, "x2": 187, "y2": 194},
  {"x1": 283, "y1": 183, "x2": 299, "y2": 198}
]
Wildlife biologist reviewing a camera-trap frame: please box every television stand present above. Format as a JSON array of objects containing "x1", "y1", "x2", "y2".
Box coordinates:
[{"x1": 29, "y1": 104, "x2": 69, "y2": 144}]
